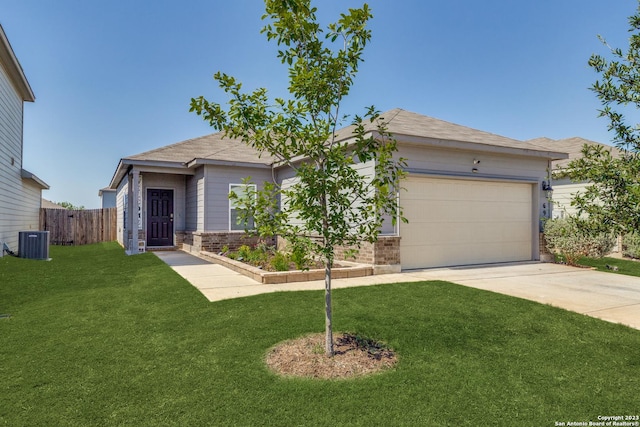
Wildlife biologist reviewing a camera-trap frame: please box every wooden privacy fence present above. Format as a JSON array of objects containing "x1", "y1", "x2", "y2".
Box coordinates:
[{"x1": 40, "y1": 208, "x2": 117, "y2": 245}]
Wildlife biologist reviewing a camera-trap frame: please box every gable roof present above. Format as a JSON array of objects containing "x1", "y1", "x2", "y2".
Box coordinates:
[
  {"x1": 0, "y1": 24, "x2": 34, "y2": 102},
  {"x1": 526, "y1": 136, "x2": 623, "y2": 169},
  {"x1": 125, "y1": 132, "x2": 276, "y2": 166},
  {"x1": 110, "y1": 108, "x2": 568, "y2": 188},
  {"x1": 335, "y1": 109, "x2": 567, "y2": 159},
  {"x1": 42, "y1": 199, "x2": 66, "y2": 209},
  {"x1": 109, "y1": 133, "x2": 276, "y2": 188}
]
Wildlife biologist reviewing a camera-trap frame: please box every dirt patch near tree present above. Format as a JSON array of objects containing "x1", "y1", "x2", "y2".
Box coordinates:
[{"x1": 265, "y1": 332, "x2": 398, "y2": 379}]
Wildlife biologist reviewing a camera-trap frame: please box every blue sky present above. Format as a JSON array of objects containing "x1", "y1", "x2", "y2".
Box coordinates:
[{"x1": 2, "y1": 0, "x2": 637, "y2": 208}]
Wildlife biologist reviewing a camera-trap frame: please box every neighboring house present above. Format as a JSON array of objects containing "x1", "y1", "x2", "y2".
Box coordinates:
[
  {"x1": 107, "y1": 108, "x2": 566, "y2": 270},
  {"x1": 526, "y1": 137, "x2": 623, "y2": 219},
  {"x1": 98, "y1": 188, "x2": 116, "y2": 208},
  {"x1": 0, "y1": 25, "x2": 49, "y2": 256},
  {"x1": 42, "y1": 199, "x2": 66, "y2": 209}
]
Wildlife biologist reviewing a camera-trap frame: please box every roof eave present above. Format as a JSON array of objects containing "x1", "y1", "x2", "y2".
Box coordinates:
[
  {"x1": 395, "y1": 133, "x2": 569, "y2": 160},
  {"x1": 108, "y1": 159, "x2": 189, "y2": 189},
  {"x1": 185, "y1": 158, "x2": 273, "y2": 169},
  {"x1": 21, "y1": 169, "x2": 49, "y2": 189},
  {"x1": 0, "y1": 25, "x2": 35, "y2": 102}
]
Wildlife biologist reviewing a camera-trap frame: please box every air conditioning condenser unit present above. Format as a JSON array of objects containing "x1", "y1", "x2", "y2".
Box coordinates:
[{"x1": 18, "y1": 231, "x2": 50, "y2": 260}]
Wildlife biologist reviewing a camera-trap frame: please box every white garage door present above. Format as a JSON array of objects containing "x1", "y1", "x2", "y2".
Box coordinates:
[{"x1": 401, "y1": 176, "x2": 533, "y2": 269}]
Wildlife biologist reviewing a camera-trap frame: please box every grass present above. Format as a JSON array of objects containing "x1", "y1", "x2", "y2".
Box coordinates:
[
  {"x1": 1, "y1": 242, "x2": 639, "y2": 426},
  {"x1": 578, "y1": 255, "x2": 640, "y2": 277}
]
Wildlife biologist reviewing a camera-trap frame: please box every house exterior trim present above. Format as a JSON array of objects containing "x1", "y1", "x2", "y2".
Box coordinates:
[
  {"x1": 185, "y1": 158, "x2": 272, "y2": 169},
  {"x1": 21, "y1": 169, "x2": 49, "y2": 189},
  {"x1": 397, "y1": 134, "x2": 568, "y2": 160},
  {"x1": 0, "y1": 25, "x2": 34, "y2": 102},
  {"x1": 405, "y1": 168, "x2": 541, "y2": 184}
]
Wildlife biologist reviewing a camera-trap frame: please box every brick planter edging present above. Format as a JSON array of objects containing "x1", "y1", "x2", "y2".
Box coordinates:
[{"x1": 199, "y1": 251, "x2": 374, "y2": 284}]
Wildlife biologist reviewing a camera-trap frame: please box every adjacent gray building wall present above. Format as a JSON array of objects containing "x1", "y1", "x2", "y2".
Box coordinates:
[
  {"x1": 0, "y1": 52, "x2": 43, "y2": 254},
  {"x1": 549, "y1": 177, "x2": 584, "y2": 219},
  {"x1": 185, "y1": 167, "x2": 205, "y2": 232},
  {"x1": 115, "y1": 178, "x2": 128, "y2": 247}
]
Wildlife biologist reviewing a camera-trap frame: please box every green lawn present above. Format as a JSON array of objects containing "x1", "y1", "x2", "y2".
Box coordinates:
[
  {"x1": 579, "y1": 255, "x2": 640, "y2": 277},
  {"x1": 1, "y1": 243, "x2": 638, "y2": 426}
]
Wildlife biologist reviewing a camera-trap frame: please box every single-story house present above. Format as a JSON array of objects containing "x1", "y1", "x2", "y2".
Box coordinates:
[
  {"x1": 98, "y1": 188, "x2": 117, "y2": 209},
  {"x1": 0, "y1": 24, "x2": 49, "y2": 256},
  {"x1": 526, "y1": 137, "x2": 623, "y2": 219},
  {"x1": 42, "y1": 199, "x2": 66, "y2": 209},
  {"x1": 107, "y1": 108, "x2": 567, "y2": 270}
]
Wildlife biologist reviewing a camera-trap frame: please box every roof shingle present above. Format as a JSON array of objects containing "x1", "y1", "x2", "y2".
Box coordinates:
[
  {"x1": 527, "y1": 136, "x2": 623, "y2": 169},
  {"x1": 124, "y1": 108, "x2": 564, "y2": 165},
  {"x1": 126, "y1": 132, "x2": 276, "y2": 165}
]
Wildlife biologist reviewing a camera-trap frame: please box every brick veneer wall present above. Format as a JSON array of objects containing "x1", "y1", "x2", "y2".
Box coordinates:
[
  {"x1": 277, "y1": 235, "x2": 401, "y2": 266},
  {"x1": 373, "y1": 236, "x2": 401, "y2": 265},
  {"x1": 333, "y1": 241, "x2": 375, "y2": 264},
  {"x1": 175, "y1": 231, "x2": 185, "y2": 247},
  {"x1": 182, "y1": 231, "x2": 274, "y2": 253}
]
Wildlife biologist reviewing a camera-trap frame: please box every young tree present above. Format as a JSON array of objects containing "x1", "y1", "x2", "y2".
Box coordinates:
[
  {"x1": 58, "y1": 201, "x2": 85, "y2": 210},
  {"x1": 190, "y1": 0, "x2": 405, "y2": 356},
  {"x1": 560, "y1": 2, "x2": 640, "y2": 234}
]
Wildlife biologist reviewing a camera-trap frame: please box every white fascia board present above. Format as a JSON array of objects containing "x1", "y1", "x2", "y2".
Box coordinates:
[
  {"x1": 396, "y1": 134, "x2": 569, "y2": 160},
  {"x1": 185, "y1": 158, "x2": 272, "y2": 169},
  {"x1": 108, "y1": 159, "x2": 192, "y2": 189},
  {"x1": 21, "y1": 169, "x2": 49, "y2": 189},
  {"x1": 0, "y1": 25, "x2": 35, "y2": 102}
]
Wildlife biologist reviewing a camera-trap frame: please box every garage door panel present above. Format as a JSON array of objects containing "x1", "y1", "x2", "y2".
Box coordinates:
[
  {"x1": 401, "y1": 177, "x2": 534, "y2": 269},
  {"x1": 499, "y1": 221, "x2": 532, "y2": 241},
  {"x1": 407, "y1": 203, "x2": 502, "y2": 224},
  {"x1": 403, "y1": 221, "x2": 524, "y2": 246},
  {"x1": 495, "y1": 203, "x2": 531, "y2": 221}
]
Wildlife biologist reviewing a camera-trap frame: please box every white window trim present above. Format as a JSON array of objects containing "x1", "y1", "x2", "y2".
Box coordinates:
[{"x1": 229, "y1": 183, "x2": 257, "y2": 231}]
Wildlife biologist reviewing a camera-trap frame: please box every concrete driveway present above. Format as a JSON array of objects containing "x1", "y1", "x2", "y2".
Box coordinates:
[
  {"x1": 155, "y1": 251, "x2": 640, "y2": 331},
  {"x1": 406, "y1": 262, "x2": 640, "y2": 330}
]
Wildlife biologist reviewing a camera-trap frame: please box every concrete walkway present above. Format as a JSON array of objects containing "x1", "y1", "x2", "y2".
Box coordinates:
[{"x1": 154, "y1": 251, "x2": 640, "y2": 331}]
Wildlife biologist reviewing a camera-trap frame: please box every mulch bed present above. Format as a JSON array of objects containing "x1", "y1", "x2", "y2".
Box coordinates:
[{"x1": 265, "y1": 332, "x2": 398, "y2": 379}]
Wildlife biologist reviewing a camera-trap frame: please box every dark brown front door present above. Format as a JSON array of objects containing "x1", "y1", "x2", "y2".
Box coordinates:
[{"x1": 147, "y1": 189, "x2": 173, "y2": 247}]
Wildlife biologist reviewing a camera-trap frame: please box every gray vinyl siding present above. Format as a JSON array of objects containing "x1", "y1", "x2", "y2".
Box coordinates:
[
  {"x1": 276, "y1": 159, "x2": 381, "y2": 232},
  {"x1": 186, "y1": 167, "x2": 204, "y2": 231},
  {"x1": 0, "y1": 61, "x2": 41, "y2": 253},
  {"x1": 202, "y1": 165, "x2": 273, "y2": 231},
  {"x1": 0, "y1": 63, "x2": 23, "y2": 168},
  {"x1": 0, "y1": 178, "x2": 42, "y2": 252},
  {"x1": 550, "y1": 178, "x2": 585, "y2": 219},
  {"x1": 399, "y1": 143, "x2": 547, "y2": 179},
  {"x1": 115, "y1": 179, "x2": 128, "y2": 246},
  {"x1": 100, "y1": 191, "x2": 116, "y2": 208}
]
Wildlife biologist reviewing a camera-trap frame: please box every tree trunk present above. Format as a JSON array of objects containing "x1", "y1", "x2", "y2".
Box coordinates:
[
  {"x1": 324, "y1": 260, "x2": 334, "y2": 357},
  {"x1": 320, "y1": 187, "x2": 334, "y2": 357}
]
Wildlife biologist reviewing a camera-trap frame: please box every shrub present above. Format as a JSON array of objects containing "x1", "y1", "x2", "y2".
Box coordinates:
[
  {"x1": 289, "y1": 238, "x2": 312, "y2": 270},
  {"x1": 622, "y1": 232, "x2": 640, "y2": 259},
  {"x1": 270, "y1": 252, "x2": 290, "y2": 271},
  {"x1": 236, "y1": 245, "x2": 252, "y2": 261},
  {"x1": 543, "y1": 218, "x2": 615, "y2": 266}
]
